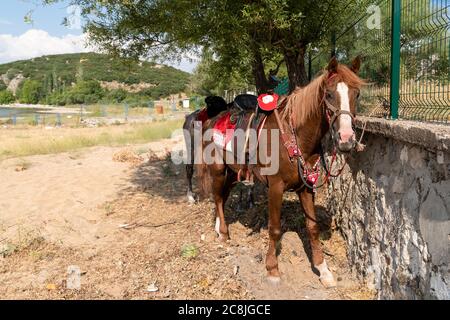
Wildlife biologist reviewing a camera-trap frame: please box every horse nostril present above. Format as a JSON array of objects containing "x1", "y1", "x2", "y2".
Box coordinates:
[{"x1": 339, "y1": 130, "x2": 354, "y2": 143}]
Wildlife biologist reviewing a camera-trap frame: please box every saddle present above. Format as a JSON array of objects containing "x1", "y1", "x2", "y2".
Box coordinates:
[
  {"x1": 196, "y1": 95, "x2": 229, "y2": 124},
  {"x1": 212, "y1": 94, "x2": 267, "y2": 184},
  {"x1": 233, "y1": 94, "x2": 258, "y2": 111}
]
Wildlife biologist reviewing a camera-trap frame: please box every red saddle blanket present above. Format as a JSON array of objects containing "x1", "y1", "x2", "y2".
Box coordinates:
[
  {"x1": 212, "y1": 112, "x2": 267, "y2": 152},
  {"x1": 197, "y1": 108, "x2": 209, "y2": 124},
  {"x1": 213, "y1": 112, "x2": 236, "y2": 151}
]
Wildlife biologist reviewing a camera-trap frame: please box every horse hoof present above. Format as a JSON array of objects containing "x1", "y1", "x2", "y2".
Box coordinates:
[
  {"x1": 217, "y1": 233, "x2": 230, "y2": 242},
  {"x1": 266, "y1": 276, "x2": 281, "y2": 286},
  {"x1": 187, "y1": 196, "x2": 196, "y2": 204},
  {"x1": 187, "y1": 192, "x2": 197, "y2": 204},
  {"x1": 315, "y1": 260, "x2": 337, "y2": 289},
  {"x1": 320, "y1": 276, "x2": 337, "y2": 289}
]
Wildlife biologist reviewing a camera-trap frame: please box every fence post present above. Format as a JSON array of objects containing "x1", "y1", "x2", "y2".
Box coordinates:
[
  {"x1": 56, "y1": 113, "x2": 62, "y2": 127},
  {"x1": 124, "y1": 103, "x2": 129, "y2": 121},
  {"x1": 148, "y1": 101, "x2": 153, "y2": 116},
  {"x1": 101, "y1": 105, "x2": 107, "y2": 117},
  {"x1": 390, "y1": 0, "x2": 401, "y2": 120}
]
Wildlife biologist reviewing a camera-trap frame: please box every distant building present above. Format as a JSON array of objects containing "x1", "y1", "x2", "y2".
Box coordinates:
[{"x1": 182, "y1": 99, "x2": 190, "y2": 109}]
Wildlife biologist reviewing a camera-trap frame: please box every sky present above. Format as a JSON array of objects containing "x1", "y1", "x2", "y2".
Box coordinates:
[{"x1": 0, "y1": 0, "x2": 198, "y2": 73}]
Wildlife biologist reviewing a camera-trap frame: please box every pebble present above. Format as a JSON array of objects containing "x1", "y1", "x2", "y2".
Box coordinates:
[{"x1": 146, "y1": 283, "x2": 159, "y2": 293}]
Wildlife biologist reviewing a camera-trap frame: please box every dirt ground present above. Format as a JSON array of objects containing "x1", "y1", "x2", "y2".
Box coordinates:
[{"x1": 0, "y1": 137, "x2": 374, "y2": 300}]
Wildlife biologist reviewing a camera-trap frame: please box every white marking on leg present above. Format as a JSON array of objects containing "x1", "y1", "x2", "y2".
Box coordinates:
[
  {"x1": 336, "y1": 82, "x2": 353, "y2": 133},
  {"x1": 267, "y1": 276, "x2": 281, "y2": 286},
  {"x1": 315, "y1": 260, "x2": 337, "y2": 288},
  {"x1": 215, "y1": 217, "x2": 221, "y2": 236},
  {"x1": 187, "y1": 192, "x2": 196, "y2": 204}
]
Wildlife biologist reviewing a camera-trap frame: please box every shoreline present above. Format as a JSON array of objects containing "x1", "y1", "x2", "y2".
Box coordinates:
[{"x1": 0, "y1": 103, "x2": 86, "y2": 114}]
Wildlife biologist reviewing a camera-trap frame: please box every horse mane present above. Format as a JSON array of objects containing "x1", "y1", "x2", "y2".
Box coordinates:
[{"x1": 282, "y1": 64, "x2": 366, "y2": 127}]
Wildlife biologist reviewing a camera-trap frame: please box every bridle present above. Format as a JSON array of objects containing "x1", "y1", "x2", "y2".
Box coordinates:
[{"x1": 289, "y1": 73, "x2": 360, "y2": 192}]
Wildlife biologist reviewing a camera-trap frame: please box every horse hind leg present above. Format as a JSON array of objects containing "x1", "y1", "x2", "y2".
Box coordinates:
[
  {"x1": 265, "y1": 181, "x2": 284, "y2": 284},
  {"x1": 184, "y1": 119, "x2": 197, "y2": 204},
  {"x1": 186, "y1": 163, "x2": 196, "y2": 203},
  {"x1": 298, "y1": 189, "x2": 336, "y2": 289}
]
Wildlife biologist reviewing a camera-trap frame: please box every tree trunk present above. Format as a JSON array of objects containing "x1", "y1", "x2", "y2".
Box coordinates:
[
  {"x1": 251, "y1": 45, "x2": 270, "y2": 95},
  {"x1": 283, "y1": 46, "x2": 308, "y2": 92}
]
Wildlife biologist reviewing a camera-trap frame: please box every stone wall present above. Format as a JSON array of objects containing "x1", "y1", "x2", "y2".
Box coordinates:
[{"x1": 327, "y1": 117, "x2": 449, "y2": 300}]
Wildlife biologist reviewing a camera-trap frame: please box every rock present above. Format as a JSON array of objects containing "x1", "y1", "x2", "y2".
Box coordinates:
[{"x1": 328, "y1": 118, "x2": 450, "y2": 300}]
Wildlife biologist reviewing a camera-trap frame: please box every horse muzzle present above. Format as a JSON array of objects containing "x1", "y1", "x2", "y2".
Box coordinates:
[{"x1": 336, "y1": 130, "x2": 356, "y2": 153}]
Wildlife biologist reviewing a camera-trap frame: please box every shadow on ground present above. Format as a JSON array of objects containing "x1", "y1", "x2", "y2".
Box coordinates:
[{"x1": 128, "y1": 155, "x2": 334, "y2": 268}]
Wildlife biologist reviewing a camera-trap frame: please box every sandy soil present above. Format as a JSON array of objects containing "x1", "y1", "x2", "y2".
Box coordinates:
[{"x1": 0, "y1": 138, "x2": 374, "y2": 300}]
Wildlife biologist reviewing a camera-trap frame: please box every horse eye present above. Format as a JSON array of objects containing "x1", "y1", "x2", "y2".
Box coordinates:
[{"x1": 326, "y1": 92, "x2": 334, "y2": 100}]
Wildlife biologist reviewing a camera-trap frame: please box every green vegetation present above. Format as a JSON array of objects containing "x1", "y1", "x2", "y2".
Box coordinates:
[
  {"x1": 46, "y1": 80, "x2": 105, "y2": 105},
  {"x1": 19, "y1": 80, "x2": 43, "y2": 104},
  {"x1": 0, "y1": 52, "x2": 190, "y2": 105},
  {"x1": 0, "y1": 90, "x2": 15, "y2": 104},
  {"x1": 39, "y1": 0, "x2": 356, "y2": 93}
]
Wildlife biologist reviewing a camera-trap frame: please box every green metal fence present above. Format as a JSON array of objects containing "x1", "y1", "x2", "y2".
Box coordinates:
[{"x1": 307, "y1": 0, "x2": 450, "y2": 123}]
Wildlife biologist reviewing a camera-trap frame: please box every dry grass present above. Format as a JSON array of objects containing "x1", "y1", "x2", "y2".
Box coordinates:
[
  {"x1": 112, "y1": 148, "x2": 144, "y2": 167},
  {"x1": 0, "y1": 120, "x2": 182, "y2": 160}
]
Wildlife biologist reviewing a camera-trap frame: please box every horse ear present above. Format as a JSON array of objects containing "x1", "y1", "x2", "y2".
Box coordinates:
[
  {"x1": 350, "y1": 56, "x2": 361, "y2": 74},
  {"x1": 327, "y1": 56, "x2": 338, "y2": 73}
]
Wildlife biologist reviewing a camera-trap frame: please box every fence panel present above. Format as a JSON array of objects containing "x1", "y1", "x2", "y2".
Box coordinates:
[
  {"x1": 308, "y1": 0, "x2": 449, "y2": 123},
  {"x1": 0, "y1": 100, "x2": 191, "y2": 127}
]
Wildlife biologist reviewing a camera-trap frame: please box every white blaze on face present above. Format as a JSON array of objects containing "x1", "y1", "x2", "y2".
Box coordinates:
[{"x1": 336, "y1": 82, "x2": 354, "y2": 143}]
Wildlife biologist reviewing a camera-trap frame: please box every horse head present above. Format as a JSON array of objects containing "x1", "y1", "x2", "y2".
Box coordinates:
[{"x1": 323, "y1": 56, "x2": 364, "y2": 153}]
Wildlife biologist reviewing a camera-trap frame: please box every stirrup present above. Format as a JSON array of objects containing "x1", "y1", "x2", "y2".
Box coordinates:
[
  {"x1": 241, "y1": 180, "x2": 254, "y2": 187},
  {"x1": 237, "y1": 169, "x2": 254, "y2": 186}
]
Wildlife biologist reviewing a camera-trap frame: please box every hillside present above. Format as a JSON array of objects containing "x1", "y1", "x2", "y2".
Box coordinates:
[{"x1": 0, "y1": 53, "x2": 191, "y2": 104}]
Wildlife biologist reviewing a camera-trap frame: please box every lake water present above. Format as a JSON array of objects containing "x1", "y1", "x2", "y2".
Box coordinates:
[
  {"x1": 0, "y1": 107, "x2": 49, "y2": 118},
  {"x1": 0, "y1": 106, "x2": 80, "y2": 118}
]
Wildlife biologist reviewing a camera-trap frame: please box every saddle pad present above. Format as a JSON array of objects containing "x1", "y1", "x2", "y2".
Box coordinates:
[
  {"x1": 196, "y1": 108, "x2": 209, "y2": 124},
  {"x1": 213, "y1": 112, "x2": 236, "y2": 152},
  {"x1": 213, "y1": 111, "x2": 267, "y2": 154}
]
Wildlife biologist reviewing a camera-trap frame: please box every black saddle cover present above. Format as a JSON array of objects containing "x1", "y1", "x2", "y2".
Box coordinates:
[
  {"x1": 205, "y1": 96, "x2": 228, "y2": 118},
  {"x1": 233, "y1": 94, "x2": 258, "y2": 111}
]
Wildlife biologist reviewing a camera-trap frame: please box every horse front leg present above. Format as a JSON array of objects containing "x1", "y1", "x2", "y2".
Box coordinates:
[
  {"x1": 298, "y1": 189, "x2": 337, "y2": 288},
  {"x1": 266, "y1": 181, "x2": 284, "y2": 283}
]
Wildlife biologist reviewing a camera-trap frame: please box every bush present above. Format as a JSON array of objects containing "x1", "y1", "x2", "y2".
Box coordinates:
[
  {"x1": 46, "y1": 92, "x2": 67, "y2": 106},
  {"x1": 123, "y1": 95, "x2": 152, "y2": 108},
  {"x1": 19, "y1": 80, "x2": 44, "y2": 104},
  {"x1": 0, "y1": 90, "x2": 15, "y2": 104},
  {"x1": 106, "y1": 89, "x2": 127, "y2": 103},
  {"x1": 69, "y1": 80, "x2": 104, "y2": 104},
  {"x1": 48, "y1": 80, "x2": 105, "y2": 105}
]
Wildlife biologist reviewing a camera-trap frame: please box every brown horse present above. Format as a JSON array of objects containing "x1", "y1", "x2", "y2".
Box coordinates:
[{"x1": 198, "y1": 57, "x2": 365, "y2": 288}]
